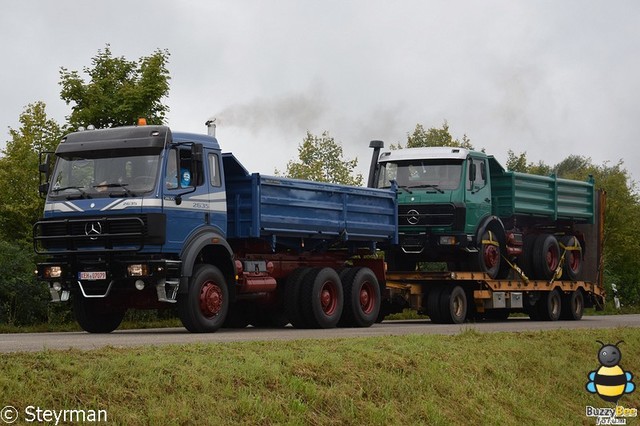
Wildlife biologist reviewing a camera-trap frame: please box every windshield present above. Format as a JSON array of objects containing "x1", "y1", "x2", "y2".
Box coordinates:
[
  {"x1": 377, "y1": 159, "x2": 463, "y2": 191},
  {"x1": 49, "y1": 153, "x2": 160, "y2": 198}
]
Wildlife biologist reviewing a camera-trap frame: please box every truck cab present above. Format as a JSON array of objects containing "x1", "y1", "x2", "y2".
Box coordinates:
[{"x1": 372, "y1": 146, "x2": 508, "y2": 277}]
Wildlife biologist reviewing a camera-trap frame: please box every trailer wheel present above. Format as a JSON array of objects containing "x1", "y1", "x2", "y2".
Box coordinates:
[
  {"x1": 560, "y1": 290, "x2": 584, "y2": 320},
  {"x1": 73, "y1": 295, "x2": 125, "y2": 333},
  {"x1": 439, "y1": 285, "x2": 468, "y2": 324},
  {"x1": 177, "y1": 264, "x2": 229, "y2": 333},
  {"x1": 300, "y1": 267, "x2": 343, "y2": 329},
  {"x1": 427, "y1": 286, "x2": 444, "y2": 323},
  {"x1": 536, "y1": 289, "x2": 562, "y2": 321},
  {"x1": 338, "y1": 267, "x2": 381, "y2": 328},
  {"x1": 284, "y1": 267, "x2": 313, "y2": 328},
  {"x1": 560, "y1": 235, "x2": 583, "y2": 281},
  {"x1": 533, "y1": 234, "x2": 560, "y2": 280}
]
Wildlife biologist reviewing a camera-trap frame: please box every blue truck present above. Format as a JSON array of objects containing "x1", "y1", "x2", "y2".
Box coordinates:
[{"x1": 34, "y1": 122, "x2": 397, "y2": 333}]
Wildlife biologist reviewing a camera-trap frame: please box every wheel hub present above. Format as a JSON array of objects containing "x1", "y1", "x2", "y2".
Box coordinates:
[
  {"x1": 199, "y1": 281, "x2": 222, "y2": 318},
  {"x1": 320, "y1": 282, "x2": 337, "y2": 315}
]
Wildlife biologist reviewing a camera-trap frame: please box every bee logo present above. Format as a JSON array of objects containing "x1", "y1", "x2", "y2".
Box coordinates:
[{"x1": 586, "y1": 340, "x2": 635, "y2": 403}]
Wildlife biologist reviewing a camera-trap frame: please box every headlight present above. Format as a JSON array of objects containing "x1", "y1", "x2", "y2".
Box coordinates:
[
  {"x1": 44, "y1": 266, "x2": 63, "y2": 278},
  {"x1": 127, "y1": 264, "x2": 149, "y2": 277},
  {"x1": 439, "y1": 236, "x2": 456, "y2": 246}
]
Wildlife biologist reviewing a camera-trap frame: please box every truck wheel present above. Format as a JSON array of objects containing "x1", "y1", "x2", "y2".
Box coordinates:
[
  {"x1": 338, "y1": 267, "x2": 381, "y2": 328},
  {"x1": 177, "y1": 264, "x2": 229, "y2": 333},
  {"x1": 533, "y1": 234, "x2": 560, "y2": 280},
  {"x1": 73, "y1": 295, "x2": 125, "y2": 333},
  {"x1": 560, "y1": 290, "x2": 584, "y2": 320},
  {"x1": 300, "y1": 267, "x2": 343, "y2": 328},
  {"x1": 427, "y1": 286, "x2": 444, "y2": 323},
  {"x1": 476, "y1": 228, "x2": 509, "y2": 279},
  {"x1": 284, "y1": 267, "x2": 313, "y2": 328},
  {"x1": 518, "y1": 234, "x2": 536, "y2": 279},
  {"x1": 439, "y1": 285, "x2": 468, "y2": 324},
  {"x1": 560, "y1": 235, "x2": 582, "y2": 281},
  {"x1": 536, "y1": 289, "x2": 562, "y2": 321}
]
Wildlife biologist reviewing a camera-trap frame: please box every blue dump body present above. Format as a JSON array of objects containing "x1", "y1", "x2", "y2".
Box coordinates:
[{"x1": 223, "y1": 154, "x2": 397, "y2": 245}]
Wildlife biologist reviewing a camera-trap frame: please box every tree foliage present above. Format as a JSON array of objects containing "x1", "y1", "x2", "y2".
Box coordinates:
[
  {"x1": 392, "y1": 121, "x2": 473, "y2": 150},
  {"x1": 59, "y1": 44, "x2": 170, "y2": 129},
  {"x1": 0, "y1": 102, "x2": 64, "y2": 243},
  {"x1": 281, "y1": 131, "x2": 363, "y2": 186}
]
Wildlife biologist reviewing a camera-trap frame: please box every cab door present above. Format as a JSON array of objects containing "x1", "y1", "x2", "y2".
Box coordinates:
[
  {"x1": 464, "y1": 156, "x2": 491, "y2": 233},
  {"x1": 162, "y1": 146, "x2": 210, "y2": 250}
]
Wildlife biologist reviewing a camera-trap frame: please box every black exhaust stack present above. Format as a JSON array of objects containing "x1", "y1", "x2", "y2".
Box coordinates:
[{"x1": 367, "y1": 140, "x2": 384, "y2": 188}]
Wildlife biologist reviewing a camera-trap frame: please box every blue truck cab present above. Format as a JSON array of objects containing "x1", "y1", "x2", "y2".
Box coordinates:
[{"x1": 34, "y1": 123, "x2": 397, "y2": 333}]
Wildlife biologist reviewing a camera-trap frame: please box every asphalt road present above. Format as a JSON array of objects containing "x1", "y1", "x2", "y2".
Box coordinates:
[{"x1": 1, "y1": 314, "x2": 639, "y2": 353}]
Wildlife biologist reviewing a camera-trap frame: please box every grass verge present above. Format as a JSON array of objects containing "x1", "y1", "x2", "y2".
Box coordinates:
[{"x1": 1, "y1": 328, "x2": 639, "y2": 425}]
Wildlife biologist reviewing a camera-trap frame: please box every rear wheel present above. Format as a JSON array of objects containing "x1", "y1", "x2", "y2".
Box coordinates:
[
  {"x1": 300, "y1": 268, "x2": 343, "y2": 329},
  {"x1": 560, "y1": 235, "x2": 583, "y2": 281},
  {"x1": 339, "y1": 267, "x2": 381, "y2": 328},
  {"x1": 177, "y1": 264, "x2": 229, "y2": 333},
  {"x1": 560, "y1": 290, "x2": 584, "y2": 320},
  {"x1": 73, "y1": 295, "x2": 125, "y2": 333},
  {"x1": 284, "y1": 268, "x2": 313, "y2": 328},
  {"x1": 533, "y1": 234, "x2": 560, "y2": 280}
]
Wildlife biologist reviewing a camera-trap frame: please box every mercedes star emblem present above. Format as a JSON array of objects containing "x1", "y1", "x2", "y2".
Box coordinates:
[
  {"x1": 407, "y1": 209, "x2": 420, "y2": 225},
  {"x1": 84, "y1": 221, "x2": 103, "y2": 240}
]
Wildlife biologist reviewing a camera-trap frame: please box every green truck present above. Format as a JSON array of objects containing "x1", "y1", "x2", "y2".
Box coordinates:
[{"x1": 368, "y1": 143, "x2": 605, "y2": 323}]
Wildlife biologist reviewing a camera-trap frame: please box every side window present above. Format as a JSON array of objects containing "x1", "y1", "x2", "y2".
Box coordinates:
[
  {"x1": 165, "y1": 147, "x2": 204, "y2": 189},
  {"x1": 209, "y1": 153, "x2": 221, "y2": 187},
  {"x1": 467, "y1": 158, "x2": 487, "y2": 190}
]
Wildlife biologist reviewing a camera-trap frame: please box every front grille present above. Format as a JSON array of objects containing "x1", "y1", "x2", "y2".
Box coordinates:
[
  {"x1": 34, "y1": 214, "x2": 165, "y2": 254},
  {"x1": 398, "y1": 204, "x2": 456, "y2": 227}
]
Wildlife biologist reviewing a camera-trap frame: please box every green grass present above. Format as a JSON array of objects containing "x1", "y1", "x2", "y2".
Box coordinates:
[{"x1": 1, "y1": 328, "x2": 639, "y2": 425}]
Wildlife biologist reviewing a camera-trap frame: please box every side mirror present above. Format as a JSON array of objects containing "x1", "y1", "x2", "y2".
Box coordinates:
[
  {"x1": 38, "y1": 152, "x2": 53, "y2": 198},
  {"x1": 469, "y1": 163, "x2": 476, "y2": 182}
]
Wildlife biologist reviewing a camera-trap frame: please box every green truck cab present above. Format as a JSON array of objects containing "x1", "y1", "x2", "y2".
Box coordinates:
[{"x1": 369, "y1": 144, "x2": 595, "y2": 282}]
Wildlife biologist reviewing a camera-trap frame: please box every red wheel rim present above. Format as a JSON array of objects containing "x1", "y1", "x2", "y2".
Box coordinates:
[
  {"x1": 546, "y1": 246, "x2": 559, "y2": 271},
  {"x1": 359, "y1": 281, "x2": 376, "y2": 314},
  {"x1": 483, "y1": 244, "x2": 499, "y2": 269},
  {"x1": 320, "y1": 281, "x2": 338, "y2": 315},
  {"x1": 199, "y1": 281, "x2": 223, "y2": 318}
]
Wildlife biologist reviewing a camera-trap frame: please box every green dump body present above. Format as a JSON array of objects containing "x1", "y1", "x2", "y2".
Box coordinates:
[{"x1": 490, "y1": 158, "x2": 595, "y2": 224}]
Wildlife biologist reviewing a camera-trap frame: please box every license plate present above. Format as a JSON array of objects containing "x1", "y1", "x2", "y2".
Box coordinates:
[{"x1": 78, "y1": 271, "x2": 107, "y2": 281}]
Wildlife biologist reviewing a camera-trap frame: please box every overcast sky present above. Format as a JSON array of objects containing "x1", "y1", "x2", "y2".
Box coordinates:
[{"x1": 2, "y1": 1, "x2": 639, "y2": 184}]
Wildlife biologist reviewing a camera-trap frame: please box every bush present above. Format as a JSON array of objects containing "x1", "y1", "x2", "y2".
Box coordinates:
[{"x1": 0, "y1": 241, "x2": 52, "y2": 326}]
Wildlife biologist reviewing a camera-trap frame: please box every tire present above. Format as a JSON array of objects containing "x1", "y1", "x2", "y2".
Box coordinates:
[
  {"x1": 560, "y1": 290, "x2": 584, "y2": 320},
  {"x1": 518, "y1": 234, "x2": 537, "y2": 279},
  {"x1": 177, "y1": 264, "x2": 229, "y2": 333},
  {"x1": 560, "y1": 235, "x2": 583, "y2": 281},
  {"x1": 475, "y1": 227, "x2": 509, "y2": 279},
  {"x1": 439, "y1": 285, "x2": 468, "y2": 324},
  {"x1": 338, "y1": 267, "x2": 381, "y2": 328},
  {"x1": 300, "y1": 268, "x2": 343, "y2": 329},
  {"x1": 284, "y1": 267, "x2": 313, "y2": 328},
  {"x1": 533, "y1": 234, "x2": 560, "y2": 280},
  {"x1": 536, "y1": 289, "x2": 562, "y2": 321},
  {"x1": 426, "y1": 286, "x2": 444, "y2": 323},
  {"x1": 73, "y1": 295, "x2": 125, "y2": 333}
]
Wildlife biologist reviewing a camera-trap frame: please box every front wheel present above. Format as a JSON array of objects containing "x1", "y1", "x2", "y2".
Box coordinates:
[
  {"x1": 73, "y1": 295, "x2": 126, "y2": 333},
  {"x1": 475, "y1": 228, "x2": 509, "y2": 279},
  {"x1": 178, "y1": 264, "x2": 229, "y2": 333},
  {"x1": 439, "y1": 285, "x2": 468, "y2": 324}
]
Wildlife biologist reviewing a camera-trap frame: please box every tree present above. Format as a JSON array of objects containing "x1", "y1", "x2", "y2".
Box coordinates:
[
  {"x1": 393, "y1": 121, "x2": 473, "y2": 150},
  {"x1": 0, "y1": 102, "x2": 64, "y2": 243},
  {"x1": 59, "y1": 44, "x2": 170, "y2": 129},
  {"x1": 281, "y1": 131, "x2": 363, "y2": 186}
]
